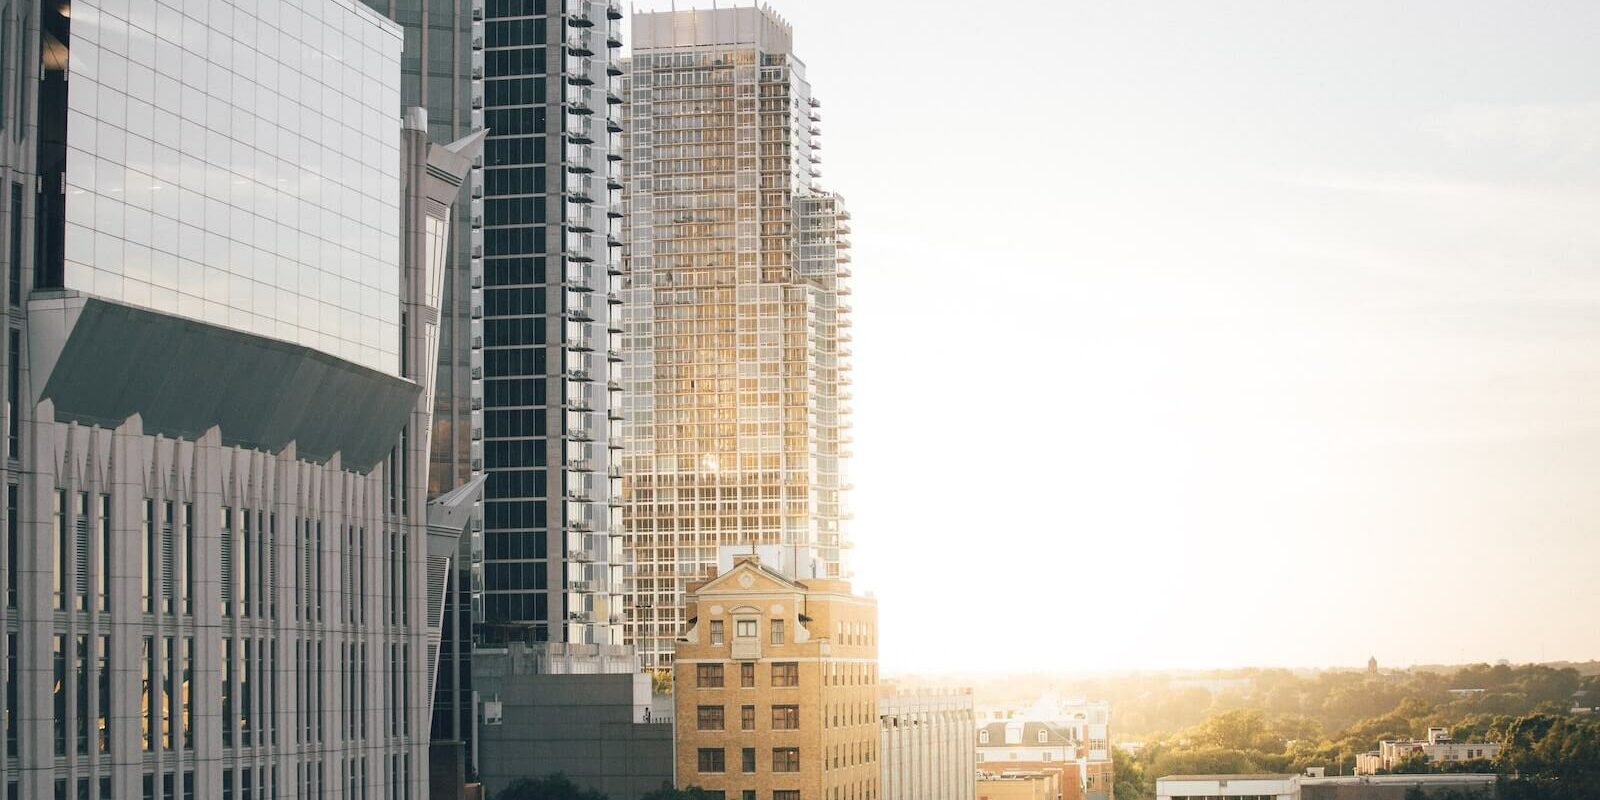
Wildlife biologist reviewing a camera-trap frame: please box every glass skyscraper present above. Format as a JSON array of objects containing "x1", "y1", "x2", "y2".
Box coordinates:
[
  {"x1": 0, "y1": 0, "x2": 479, "y2": 797},
  {"x1": 620, "y1": 6, "x2": 854, "y2": 669},
  {"x1": 474, "y1": 0, "x2": 625, "y2": 648}
]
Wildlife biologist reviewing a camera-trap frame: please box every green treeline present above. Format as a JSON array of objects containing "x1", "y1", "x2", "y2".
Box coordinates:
[{"x1": 1102, "y1": 663, "x2": 1600, "y2": 800}]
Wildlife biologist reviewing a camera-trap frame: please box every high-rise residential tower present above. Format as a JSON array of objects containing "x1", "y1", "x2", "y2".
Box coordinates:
[
  {"x1": 473, "y1": 0, "x2": 626, "y2": 650},
  {"x1": 620, "y1": 6, "x2": 854, "y2": 669},
  {"x1": 0, "y1": 0, "x2": 480, "y2": 797}
]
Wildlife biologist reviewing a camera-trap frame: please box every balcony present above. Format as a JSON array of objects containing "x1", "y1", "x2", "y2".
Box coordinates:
[
  {"x1": 566, "y1": 296, "x2": 595, "y2": 321},
  {"x1": 565, "y1": 262, "x2": 596, "y2": 292},
  {"x1": 566, "y1": 61, "x2": 594, "y2": 89},
  {"x1": 564, "y1": 390, "x2": 593, "y2": 411},
  {"x1": 565, "y1": 148, "x2": 597, "y2": 174},
  {"x1": 568, "y1": 610, "x2": 594, "y2": 622},
  {"x1": 567, "y1": 117, "x2": 595, "y2": 142},
  {"x1": 606, "y1": 348, "x2": 622, "y2": 363},
  {"x1": 567, "y1": 549, "x2": 594, "y2": 563},
  {"x1": 565, "y1": 95, "x2": 594, "y2": 115},
  {"x1": 564, "y1": 245, "x2": 595, "y2": 264},
  {"x1": 570, "y1": 517, "x2": 596, "y2": 533},
  {"x1": 565, "y1": 485, "x2": 593, "y2": 502},
  {"x1": 566, "y1": 206, "x2": 597, "y2": 233},
  {"x1": 565, "y1": 424, "x2": 593, "y2": 440},
  {"x1": 566, "y1": 30, "x2": 594, "y2": 55},
  {"x1": 565, "y1": 172, "x2": 595, "y2": 201},
  {"x1": 566, "y1": 364, "x2": 593, "y2": 382},
  {"x1": 566, "y1": 1, "x2": 594, "y2": 26},
  {"x1": 565, "y1": 457, "x2": 594, "y2": 472}
]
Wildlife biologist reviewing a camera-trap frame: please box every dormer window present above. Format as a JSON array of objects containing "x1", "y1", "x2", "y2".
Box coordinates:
[
  {"x1": 1038, "y1": 730, "x2": 1048, "y2": 743},
  {"x1": 979, "y1": 730, "x2": 989, "y2": 744}
]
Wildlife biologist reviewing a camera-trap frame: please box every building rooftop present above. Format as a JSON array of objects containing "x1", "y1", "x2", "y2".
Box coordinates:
[
  {"x1": 978, "y1": 721, "x2": 1078, "y2": 746},
  {"x1": 1301, "y1": 774, "x2": 1498, "y2": 786},
  {"x1": 1159, "y1": 774, "x2": 1299, "y2": 782}
]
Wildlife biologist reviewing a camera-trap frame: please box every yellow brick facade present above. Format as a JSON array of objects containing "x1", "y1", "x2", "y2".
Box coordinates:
[{"x1": 674, "y1": 555, "x2": 879, "y2": 800}]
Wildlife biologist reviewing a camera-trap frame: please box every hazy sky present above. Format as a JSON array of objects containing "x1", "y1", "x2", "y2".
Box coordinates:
[{"x1": 633, "y1": 1, "x2": 1600, "y2": 673}]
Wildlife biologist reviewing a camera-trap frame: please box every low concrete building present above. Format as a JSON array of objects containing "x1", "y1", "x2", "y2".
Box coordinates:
[
  {"x1": 473, "y1": 643, "x2": 674, "y2": 799},
  {"x1": 1355, "y1": 728, "x2": 1501, "y2": 775},
  {"x1": 1301, "y1": 774, "x2": 1498, "y2": 799},
  {"x1": 1156, "y1": 773, "x2": 1499, "y2": 800},
  {"x1": 980, "y1": 771, "x2": 1061, "y2": 800},
  {"x1": 1157, "y1": 775, "x2": 1299, "y2": 800},
  {"x1": 881, "y1": 688, "x2": 977, "y2": 800}
]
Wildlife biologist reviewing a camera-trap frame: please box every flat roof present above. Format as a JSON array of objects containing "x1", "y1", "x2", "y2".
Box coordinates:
[
  {"x1": 1159, "y1": 775, "x2": 1298, "y2": 781},
  {"x1": 1302, "y1": 774, "x2": 1498, "y2": 785}
]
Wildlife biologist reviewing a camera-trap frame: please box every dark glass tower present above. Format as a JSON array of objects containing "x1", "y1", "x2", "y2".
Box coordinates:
[{"x1": 477, "y1": 0, "x2": 625, "y2": 649}]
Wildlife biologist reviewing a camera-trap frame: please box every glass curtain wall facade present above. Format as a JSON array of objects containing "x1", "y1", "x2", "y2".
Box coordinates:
[
  {"x1": 475, "y1": 0, "x2": 624, "y2": 648},
  {"x1": 0, "y1": 1, "x2": 474, "y2": 798},
  {"x1": 620, "y1": 7, "x2": 854, "y2": 669},
  {"x1": 358, "y1": 0, "x2": 486, "y2": 748}
]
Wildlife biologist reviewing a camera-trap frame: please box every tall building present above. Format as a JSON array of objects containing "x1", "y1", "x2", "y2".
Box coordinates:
[
  {"x1": 358, "y1": 0, "x2": 487, "y2": 755},
  {"x1": 361, "y1": 0, "x2": 631, "y2": 774},
  {"x1": 472, "y1": 0, "x2": 627, "y2": 650},
  {"x1": 621, "y1": 4, "x2": 854, "y2": 670},
  {"x1": 0, "y1": 0, "x2": 479, "y2": 798},
  {"x1": 881, "y1": 689, "x2": 977, "y2": 800},
  {"x1": 673, "y1": 553, "x2": 878, "y2": 800}
]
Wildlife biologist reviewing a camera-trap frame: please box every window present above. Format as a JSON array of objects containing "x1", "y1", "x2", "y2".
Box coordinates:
[
  {"x1": 740, "y1": 662, "x2": 755, "y2": 688},
  {"x1": 6, "y1": 330, "x2": 17, "y2": 459},
  {"x1": 735, "y1": 619, "x2": 757, "y2": 638},
  {"x1": 696, "y1": 663, "x2": 724, "y2": 688},
  {"x1": 979, "y1": 730, "x2": 989, "y2": 744},
  {"x1": 51, "y1": 491, "x2": 63, "y2": 609},
  {"x1": 772, "y1": 748, "x2": 800, "y2": 773},
  {"x1": 741, "y1": 747, "x2": 756, "y2": 773},
  {"x1": 771, "y1": 705, "x2": 799, "y2": 730},
  {"x1": 5, "y1": 484, "x2": 16, "y2": 609},
  {"x1": 770, "y1": 619, "x2": 784, "y2": 645},
  {"x1": 743, "y1": 792, "x2": 755, "y2": 800},
  {"x1": 697, "y1": 748, "x2": 725, "y2": 773},
  {"x1": 697, "y1": 705, "x2": 724, "y2": 731},
  {"x1": 1038, "y1": 730, "x2": 1048, "y2": 743},
  {"x1": 740, "y1": 705, "x2": 755, "y2": 731},
  {"x1": 5, "y1": 632, "x2": 16, "y2": 757},
  {"x1": 1042, "y1": 752, "x2": 1053, "y2": 762},
  {"x1": 771, "y1": 662, "x2": 798, "y2": 687},
  {"x1": 52, "y1": 634, "x2": 64, "y2": 755},
  {"x1": 9, "y1": 184, "x2": 22, "y2": 307},
  {"x1": 775, "y1": 793, "x2": 800, "y2": 800},
  {"x1": 709, "y1": 620, "x2": 724, "y2": 645}
]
